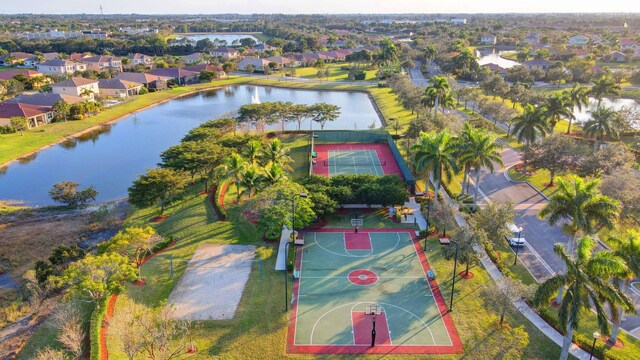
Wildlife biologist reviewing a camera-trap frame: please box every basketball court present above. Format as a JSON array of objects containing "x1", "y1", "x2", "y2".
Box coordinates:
[
  {"x1": 287, "y1": 228, "x2": 462, "y2": 354},
  {"x1": 312, "y1": 143, "x2": 403, "y2": 177}
]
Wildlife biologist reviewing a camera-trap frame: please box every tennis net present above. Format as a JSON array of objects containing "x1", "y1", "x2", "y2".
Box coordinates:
[{"x1": 323, "y1": 160, "x2": 386, "y2": 166}]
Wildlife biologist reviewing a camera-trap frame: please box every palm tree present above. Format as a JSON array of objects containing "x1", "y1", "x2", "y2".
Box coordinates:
[
  {"x1": 589, "y1": 75, "x2": 621, "y2": 109},
  {"x1": 583, "y1": 106, "x2": 621, "y2": 152},
  {"x1": 533, "y1": 237, "x2": 633, "y2": 360},
  {"x1": 260, "y1": 138, "x2": 293, "y2": 170},
  {"x1": 423, "y1": 76, "x2": 450, "y2": 122},
  {"x1": 453, "y1": 48, "x2": 477, "y2": 75},
  {"x1": 238, "y1": 165, "x2": 261, "y2": 199},
  {"x1": 242, "y1": 140, "x2": 262, "y2": 165},
  {"x1": 511, "y1": 104, "x2": 549, "y2": 173},
  {"x1": 538, "y1": 176, "x2": 619, "y2": 303},
  {"x1": 607, "y1": 230, "x2": 640, "y2": 344},
  {"x1": 215, "y1": 153, "x2": 246, "y2": 201},
  {"x1": 544, "y1": 92, "x2": 575, "y2": 133},
  {"x1": 411, "y1": 130, "x2": 459, "y2": 201},
  {"x1": 458, "y1": 130, "x2": 504, "y2": 211},
  {"x1": 456, "y1": 123, "x2": 477, "y2": 194},
  {"x1": 516, "y1": 50, "x2": 530, "y2": 63},
  {"x1": 262, "y1": 163, "x2": 287, "y2": 185},
  {"x1": 564, "y1": 84, "x2": 589, "y2": 134}
]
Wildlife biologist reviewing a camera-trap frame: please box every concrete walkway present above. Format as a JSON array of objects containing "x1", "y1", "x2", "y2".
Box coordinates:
[
  {"x1": 275, "y1": 226, "x2": 293, "y2": 271},
  {"x1": 413, "y1": 191, "x2": 595, "y2": 359}
]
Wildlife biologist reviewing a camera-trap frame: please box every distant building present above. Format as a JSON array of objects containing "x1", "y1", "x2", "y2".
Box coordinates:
[
  {"x1": 9, "y1": 93, "x2": 85, "y2": 107},
  {"x1": 0, "y1": 69, "x2": 43, "y2": 81},
  {"x1": 22, "y1": 29, "x2": 110, "y2": 40},
  {"x1": 237, "y1": 58, "x2": 270, "y2": 72},
  {"x1": 51, "y1": 77, "x2": 100, "y2": 100},
  {"x1": 119, "y1": 27, "x2": 159, "y2": 35},
  {"x1": 482, "y1": 63, "x2": 508, "y2": 76},
  {"x1": 147, "y1": 68, "x2": 199, "y2": 85},
  {"x1": 569, "y1": 35, "x2": 590, "y2": 46},
  {"x1": 620, "y1": 39, "x2": 640, "y2": 58},
  {"x1": 524, "y1": 59, "x2": 555, "y2": 71},
  {"x1": 80, "y1": 56, "x2": 123, "y2": 72},
  {"x1": 607, "y1": 51, "x2": 627, "y2": 63},
  {"x1": 451, "y1": 18, "x2": 467, "y2": 25},
  {"x1": 264, "y1": 56, "x2": 293, "y2": 68},
  {"x1": 98, "y1": 79, "x2": 143, "y2": 99},
  {"x1": 479, "y1": 34, "x2": 497, "y2": 45},
  {"x1": 524, "y1": 33, "x2": 540, "y2": 45},
  {"x1": 36, "y1": 59, "x2": 87, "y2": 75},
  {"x1": 116, "y1": 72, "x2": 171, "y2": 90},
  {"x1": 124, "y1": 53, "x2": 154, "y2": 70},
  {"x1": 181, "y1": 53, "x2": 208, "y2": 65},
  {"x1": 252, "y1": 44, "x2": 277, "y2": 53},
  {"x1": 210, "y1": 47, "x2": 241, "y2": 60},
  {"x1": 182, "y1": 64, "x2": 227, "y2": 78},
  {"x1": 0, "y1": 52, "x2": 35, "y2": 66}
]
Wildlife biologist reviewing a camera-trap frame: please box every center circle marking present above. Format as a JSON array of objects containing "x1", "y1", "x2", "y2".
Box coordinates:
[{"x1": 348, "y1": 269, "x2": 379, "y2": 286}]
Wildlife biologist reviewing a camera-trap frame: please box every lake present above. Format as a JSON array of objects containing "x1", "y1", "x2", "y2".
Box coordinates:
[
  {"x1": 476, "y1": 48, "x2": 519, "y2": 69},
  {"x1": 0, "y1": 85, "x2": 381, "y2": 206},
  {"x1": 573, "y1": 97, "x2": 640, "y2": 124},
  {"x1": 176, "y1": 33, "x2": 259, "y2": 44}
]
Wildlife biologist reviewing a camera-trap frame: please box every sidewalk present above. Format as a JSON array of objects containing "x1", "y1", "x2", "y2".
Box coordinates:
[{"x1": 413, "y1": 192, "x2": 595, "y2": 360}]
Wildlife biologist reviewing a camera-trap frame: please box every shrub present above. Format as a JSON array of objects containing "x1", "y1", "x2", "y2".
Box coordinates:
[
  {"x1": 286, "y1": 242, "x2": 296, "y2": 272},
  {"x1": 213, "y1": 183, "x2": 227, "y2": 220},
  {"x1": 377, "y1": 81, "x2": 386, "y2": 88},
  {"x1": 419, "y1": 229, "x2": 429, "y2": 237},
  {"x1": 89, "y1": 299, "x2": 106, "y2": 360}
]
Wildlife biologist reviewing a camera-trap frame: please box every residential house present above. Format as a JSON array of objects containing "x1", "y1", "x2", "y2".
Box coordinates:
[
  {"x1": 80, "y1": 55, "x2": 123, "y2": 72},
  {"x1": 36, "y1": 59, "x2": 87, "y2": 75},
  {"x1": 0, "y1": 52, "x2": 35, "y2": 66},
  {"x1": 607, "y1": 51, "x2": 627, "y2": 62},
  {"x1": 524, "y1": 33, "x2": 540, "y2": 45},
  {"x1": 252, "y1": 44, "x2": 277, "y2": 53},
  {"x1": 0, "y1": 102, "x2": 54, "y2": 128},
  {"x1": 182, "y1": 64, "x2": 228, "y2": 78},
  {"x1": 479, "y1": 34, "x2": 497, "y2": 45},
  {"x1": 116, "y1": 72, "x2": 171, "y2": 90},
  {"x1": 287, "y1": 54, "x2": 315, "y2": 67},
  {"x1": 210, "y1": 47, "x2": 241, "y2": 60},
  {"x1": 620, "y1": 39, "x2": 640, "y2": 58},
  {"x1": 51, "y1": 77, "x2": 100, "y2": 100},
  {"x1": 524, "y1": 59, "x2": 555, "y2": 71},
  {"x1": 181, "y1": 52, "x2": 208, "y2": 65},
  {"x1": 9, "y1": 93, "x2": 84, "y2": 107},
  {"x1": 69, "y1": 53, "x2": 92, "y2": 61},
  {"x1": 98, "y1": 79, "x2": 143, "y2": 99},
  {"x1": 569, "y1": 35, "x2": 590, "y2": 46},
  {"x1": 451, "y1": 18, "x2": 467, "y2": 25},
  {"x1": 147, "y1": 68, "x2": 199, "y2": 85},
  {"x1": 237, "y1": 58, "x2": 270, "y2": 72},
  {"x1": 482, "y1": 63, "x2": 508, "y2": 76},
  {"x1": 264, "y1": 56, "x2": 293, "y2": 68},
  {"x1": 0, "y1": 69, "x2": 44, "y2": 81},
  {"x1": 42, "y1": 52, "x2": 61, "y2": 61},
  {"x1": 124, "y1": 53, "x2": 154, "y2": 70}
]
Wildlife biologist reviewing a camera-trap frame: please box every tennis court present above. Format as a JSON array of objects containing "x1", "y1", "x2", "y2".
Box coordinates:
[
  {"x1": 312, "y1": 143, "x2": 403, "y2": 178},
  {"x1": 287, "y1": 229, "x2": 462, "y2": 354}
]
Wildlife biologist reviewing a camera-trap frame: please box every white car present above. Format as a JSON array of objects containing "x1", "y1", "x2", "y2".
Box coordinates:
[{"x1": 505, "y1": 223, "x2": 526, "y2": 247}]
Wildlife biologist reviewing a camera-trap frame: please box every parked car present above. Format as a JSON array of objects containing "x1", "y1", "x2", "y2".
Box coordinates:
[{"x1": 505, "y1": 223, "x2": 526, "y2": 247}]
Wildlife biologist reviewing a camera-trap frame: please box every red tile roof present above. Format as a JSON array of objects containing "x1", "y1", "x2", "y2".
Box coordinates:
[
  {"x1": 0, "y1": 69, "x2": 43, "y2": 80},
  {"x1": 0, "y1": 102, "x2": 51, "y2": 119}
]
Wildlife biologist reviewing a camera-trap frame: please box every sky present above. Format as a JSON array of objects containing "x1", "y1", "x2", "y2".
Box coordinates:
[{"x1": 1, "y1": 0, "x2": 639, "y2": 15}]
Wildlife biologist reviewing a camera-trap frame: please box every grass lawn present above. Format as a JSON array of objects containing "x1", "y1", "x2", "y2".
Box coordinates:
[
  {"x1": 507, "y1": 166, "x2": 573, "y2": 198},
  {"x1": 489, "y1": 239, "x2": 539, "y2": 286},
  {"x1": 278, "y1": 133, "x2": 310, "y2": 181},
  {"x1": 294, "y1": 63, "x2": 378, "y2": 81},
  {"x1": 0, "y1": 77, "x2": 250, "y2": 166}
]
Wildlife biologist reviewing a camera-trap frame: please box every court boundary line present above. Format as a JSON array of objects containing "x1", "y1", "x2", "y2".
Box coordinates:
[
  {"x1": 350, "y1": 304, "x2": 393, "y2": 346},
  {"x1": 287, "y1": 228, "x2": 463, "y2": 355}
]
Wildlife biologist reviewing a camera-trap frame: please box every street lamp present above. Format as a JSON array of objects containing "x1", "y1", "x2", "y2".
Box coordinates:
[
  {"x1": 513, "y1": 227, "x2": 523, "y2": 266},
  {"x1": 284, "y1": 192, "x2": 308, "y2": 312},
  {"x1": 440, "y1": 240, "x2": 459, "y2": 311},
  {"x1": 590, "y1": 332, "x2": 600, "y2": 360}
]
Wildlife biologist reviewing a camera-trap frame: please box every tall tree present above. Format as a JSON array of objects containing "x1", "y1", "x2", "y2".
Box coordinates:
[
  {"x1": 458, "y1": 130, "x2": 503, "y2": 210},
  {"x1": 511, "y1": 104, "x2": 549, "y2": 173},
  {"x1": 589, "y1": 75, "x2": 621, "y2": 109},
  {"x1": 99, "y1": 227, "x2": 160, "y2": 277},
  {"x1": 309, "y1": 103, "x2": 340, "y2": 130},
  {"x1": 583, "y1": 106, "x2": 621, "y2": 151},
  {"x1": 608, "y1": 230, "x2": 640, "y2": 344},
  {"x1": 411, "y1": 130, "x2": 459, "y2": 201},
  {"x1": 423, "y1": 76, "x2": 450, "y2": 122},
  {"x1": 52, "y1": 100, "x2": 70, "y2": 122},
  {"x1": 538, "y1": 177, "x2": 619, "y2": 303},
  {"x1": 128, "y1": 168, "x2": 188, "y2": 215},
  {"x1": 544, "y1": 92, "x2": 575, "y2": 133},
  {"x1": 523, "y1": 135, "x2": 584, "y2": 186},
  {"x1": 564, "y1": 84, "x2": 590, "y2": 134},
  {"x1": 215, "y1": 153, "x2": 247, "y2": 198},
  {"x1": 533, "y1": 237, "x2": 633, "y2": 360},
  {"x1": 10, "y1": 116, "x2": 28, "y2": 135},
  {"x1": 260, "y1": 138, "x2": 293, "y2": 170}
]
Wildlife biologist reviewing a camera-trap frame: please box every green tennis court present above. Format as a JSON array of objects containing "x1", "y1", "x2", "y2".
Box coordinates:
[
  {"x1": 327, "y1": 149, "x2": 384, "y2": 176},
  {"x1": 287, "y1": 229, "x2": 462, "y2": 354}
]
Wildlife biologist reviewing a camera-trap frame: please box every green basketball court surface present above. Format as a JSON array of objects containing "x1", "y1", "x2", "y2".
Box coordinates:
[{"x1": 287, "y1": 229, "x2": 462, "y2": 354}]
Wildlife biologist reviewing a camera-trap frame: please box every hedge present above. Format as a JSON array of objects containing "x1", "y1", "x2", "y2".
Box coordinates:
[
  {"x1": 214, "y1": 182, "x2": 227, "y2": 220},
  {"x1": 89, "y1": 297, "x2": 108, "y2": 360}
]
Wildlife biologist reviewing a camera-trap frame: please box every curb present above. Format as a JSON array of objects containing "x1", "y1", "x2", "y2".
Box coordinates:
[{"x1": 503, "y1": 165, "x2": 550, "y2": 201}]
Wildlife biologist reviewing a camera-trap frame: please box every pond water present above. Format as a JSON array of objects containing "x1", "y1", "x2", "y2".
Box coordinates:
[
  {"x1": 176, "y1": 33, "x2": 259, "y2": 45},
  {"x1": 476, "y1": 48, "x2": 520, "y2": 69},
  {"x1": 572, "y1": 97, "x2": 640, "y2": 124},
  {"x1": 0, "y1": 85, "x2": 380, "y2": 206}
]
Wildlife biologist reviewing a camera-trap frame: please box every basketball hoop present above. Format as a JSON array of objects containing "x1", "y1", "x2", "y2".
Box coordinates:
[
  {"x1": 365, "y1": 305, "x2": 382, "y2": 347},
  {"x1": 351, "y1": 218, "x2": 363, "y2": 233}
]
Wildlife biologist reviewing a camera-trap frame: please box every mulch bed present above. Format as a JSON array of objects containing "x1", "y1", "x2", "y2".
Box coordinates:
[
  {"x1": 151, "y1": 214, "x2": 168, "y2": 223},
  {"x1": 458, "y1": 271, "x2": 475, "y2": 280},
  {"x1": 603, "y1": 336, "x2": 624, "y2": 349},
  {"x1": 305, "y1": 219, "x2": 329, "y2": 230},
  {"x1": 131, "y1": 278, "x2": 147, "y2": 287}
]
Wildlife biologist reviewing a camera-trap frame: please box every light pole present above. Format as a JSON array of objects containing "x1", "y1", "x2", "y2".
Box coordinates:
[
  {"x1": 284, "y1": 192, "x2": 308, "y2": 312},
  {"x1": 513, "y1": 227, "x2": 523, "y2": 266},
  {"x1": 441, "y1": 240, "x2": 459, "y2": 311},
  {"x1": 590, "y1": 332, "x2": 600, "y2": 360}
]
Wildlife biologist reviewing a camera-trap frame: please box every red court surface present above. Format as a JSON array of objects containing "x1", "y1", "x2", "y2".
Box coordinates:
[
  {"x1": 344, "y1": 232, "x2": 372, "y2": 250},
  {"x1": 312, "y1": 143, "x2": 402, "y2": 177},
  {"x1": 352, "y1": 311, "x2": 392, "y2": 345},
  {"x1": 287, "y1": 228, "x2": 463, "y2": 355}
]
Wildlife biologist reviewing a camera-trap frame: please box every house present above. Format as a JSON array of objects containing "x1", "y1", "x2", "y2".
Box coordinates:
[
  {"x1": 124, "y1": 53, "x2": 154, "y2": 70},
  {"x1": 0, "y1": 102, "x2": 54, "y2": 129},
  {"x1": 237, "y1": 58, "x2": 270, "y2": 72},
  {"x1": 524, "y1": 59, "x2": 555, "y2": 71},
  {"x1": 36, "y1": 59, "x2": 87, "y2": 75},
  {"x1": 252, "y1": 44, "x2": 277, "y2": 53},
  {"x1": 607, "y1": 51, "x2": 627, "y2": 63},
  {"x1": 181, "y1": 64, "x2": 227, "y2": 78},
  {"x1": 69, "y1": 53, "x2": 92, "y2": 61},
  {"x1": 264, "y1": 56, "x2": 293, "y2": 68},
  {"x1": 210, "y1": 47, "x2": 241, "y2": 60},
  {"x1": 0, "y1": 52, "x2": 35, "y2": 66},
  {"x1": 9, "y1": 93, "x2": 85, "y2": 107},
  {"x1": 0, "y1": 69, "x2": 44, "y2": 81},
  {"x1": 569, "y1": 35, "x2": 590, "y2": 46},
  {"x1": 451, "y1": 18, "x2": 467, "y2": 25},
  {"x1": 482, "y1": 63, "x2": 508, "y2": 76},
  {"x1": 116, "y1": 72, "x2": 171, "y2": 90},
  {"x1": 42, "y1": 52, "x2": 61, "y2": 61},
  {"x1": 51, "y1": 77, "x2": 100, "y2": 99},
  {"x1": 146, "y1": 68, "x2": 199, "y2": 85},
  {"x1": 80, "y1": 55, "x2": 123, "y2": 72},
  {"x1": 98, "y1": 79, "x2": 143, "y2": 99},
  {"x1": 181, "y1": 53, "x2": 208, "y2": 65},
  {"x1": 287, "y1": 54, "x2": 315, "y2": 67},
  {"x1": 620, "y1": 39, "x2": 640, "y2": 58},
  {"x1": 524, "y1": 33, "x2": 540, "y2": 45},
  {"x1": 480, "y1": 34, "x2": 497, "y2": 45}
]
